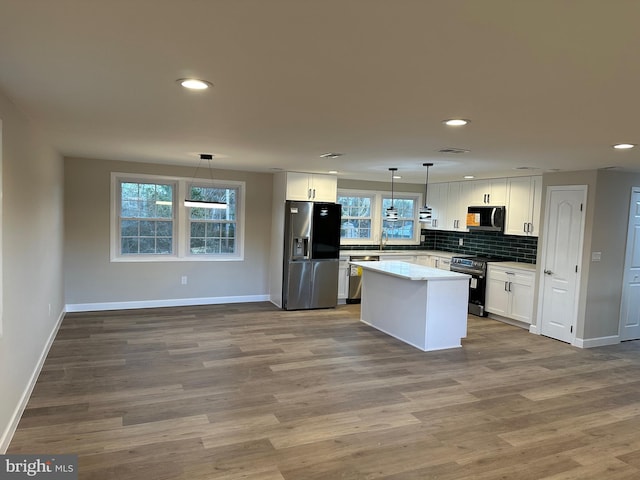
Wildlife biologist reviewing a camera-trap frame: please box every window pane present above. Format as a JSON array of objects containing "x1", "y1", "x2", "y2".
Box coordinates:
[
  {"x1": 121, "y1": 238, "x2": 139, "y2": 254},
  {"x1": 121, "y1": 220, "x2": 139, "y2": 237},
  {"x1": 156, "y1": 221, "x2": 172, "y2": 236}
]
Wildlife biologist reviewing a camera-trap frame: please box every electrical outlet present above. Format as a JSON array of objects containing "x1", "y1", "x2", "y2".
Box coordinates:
[
  {"x1": 459, "y1": 238, "x2": 464, "y2": 246},
  {"x1": 181, "y1": 276, "x2": 188, "y2": 285}
]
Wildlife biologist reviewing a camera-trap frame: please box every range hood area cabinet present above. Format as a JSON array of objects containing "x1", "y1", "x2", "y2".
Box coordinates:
[
  {"x1": 466, "y1": 178, "x2": 507, "y2": 206},
  {"x1": 282, "y1": 171, "x2": 337, "y2": 203},
  {"x1": 504, "y1": 176, "x2": 542, "y2": 236}
]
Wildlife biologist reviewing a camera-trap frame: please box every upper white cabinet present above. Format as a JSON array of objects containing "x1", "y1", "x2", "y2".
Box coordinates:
[
  {"x1": 425, "y1": 183, "x2": 448, "y2": 230},
  {"x1": 285, "y1": 172, "x2": 337, "y2": 202},
  {"x1": 504, "y1": 176, "x2": 542, "y2": 236},
  {"x1": 467, "y1": 178, "x2": 507, "y2": 206},
  {"x1": 447, "y1": 182, "x2": 469, "y2": 231}
]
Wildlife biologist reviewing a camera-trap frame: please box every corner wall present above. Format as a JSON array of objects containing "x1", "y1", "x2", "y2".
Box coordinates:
[
  {"x1": 64, "y1": 157, "x2": 273, "y2": 309},
  {"x1": 0, "y1": 90, "x2": 65, "y2": 451},
  {"x1": 534, "y1": 169, "x2": 640, "y2": 343}
]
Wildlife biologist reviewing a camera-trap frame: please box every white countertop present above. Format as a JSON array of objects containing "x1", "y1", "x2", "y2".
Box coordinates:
[
  {"x1": 341, "y1": 249, "x2": 459, "y2": 258},
  {"x1": 491, "y1": 261, "x2": 537, "y2": 271},
  {"x1": 350, "y1": 260, "x2": 471, "y2": 281}
]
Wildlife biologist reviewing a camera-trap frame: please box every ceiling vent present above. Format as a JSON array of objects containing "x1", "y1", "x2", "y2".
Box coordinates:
[{"x1": 437, "y1": 148, "x2": 469, "y2": 154}]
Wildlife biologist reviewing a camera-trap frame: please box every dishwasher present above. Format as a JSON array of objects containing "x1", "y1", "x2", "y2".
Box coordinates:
[{"x1": 347, "y1": 255, "x2": 379, "y2": 303}]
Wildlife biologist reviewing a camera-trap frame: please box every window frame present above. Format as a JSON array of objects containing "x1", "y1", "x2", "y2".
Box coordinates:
[
  {"x1": 111, "y1": 172, "x2": 245, "y2": 262},
  {"x1": 338, "y1": 188, "x2": 422, "y2": 246},
  {"x1": 337, "y1": 190, "x2": 377, "y2": 245}
]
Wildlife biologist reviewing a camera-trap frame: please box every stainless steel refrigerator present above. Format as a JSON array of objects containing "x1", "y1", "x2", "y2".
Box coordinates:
[{"x1": 282, "y1": 201, "x2": 341, "y2": 310}]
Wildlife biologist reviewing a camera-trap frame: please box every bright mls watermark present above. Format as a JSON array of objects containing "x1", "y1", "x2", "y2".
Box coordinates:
[{"x1": 0, "y1": 455, "x2": 77, "y2": 479}]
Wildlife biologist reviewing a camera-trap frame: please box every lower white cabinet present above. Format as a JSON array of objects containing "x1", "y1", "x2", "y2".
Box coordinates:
[
  {"x1": 381, "y1": 254, "x2": 417, "y2": 264},
  {"x1": 431, "y1": 256, "x2": 452, "y2": 270},
  {"x1": 338, "y1": 257, "x2": 350, "y2": 300},
  {"x1": 485, "y1": 264, "x2": 535, "y2": 323},
  {"x1": 412, "y1": 255, "x2": 432, "y2": 266}
]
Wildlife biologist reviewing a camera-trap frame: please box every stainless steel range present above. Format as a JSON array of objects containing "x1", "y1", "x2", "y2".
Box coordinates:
[{"x1": 450, "y1": 256, "x2": 502, "y2": 317}]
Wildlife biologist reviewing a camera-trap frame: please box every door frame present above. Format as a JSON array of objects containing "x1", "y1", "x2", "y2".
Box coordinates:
[
  {"x1": 534, "y1": 185, "x2": 588, "y2": 346},
  {"x1": 618, "y1": 186, "x2": 640, "y2": 340}
]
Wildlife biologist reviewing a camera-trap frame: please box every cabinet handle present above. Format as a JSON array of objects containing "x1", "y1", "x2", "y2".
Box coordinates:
[
  {"x1": 313, "y1": 188, "x2": 316, "y2": 199},
  {"x1": 308, "y1": 188, "x2": 312, "y2": 199},
  {"x1": 508, "y1": 281, "x2": 512, "y2": 292},
  {"x1": 528, "y1": 222, "x2": 533, "y2": 233},
  {"x1": 504, "y1": 281, "x2": 508, "y2": 292}
]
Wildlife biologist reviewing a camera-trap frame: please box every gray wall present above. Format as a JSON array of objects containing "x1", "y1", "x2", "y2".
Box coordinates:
[
  {"x1": 0, "y1": 90, "x2": 65, "y2": 450},
  {"x1": 585, "y1": 170, "x2": 640, "y2": 339},
  {"x1": 535, "y1": 169, "x2": 640, "y2": 341},
  {"x1": 64, "y1": 157, "x2": 273, "y2": 307}
]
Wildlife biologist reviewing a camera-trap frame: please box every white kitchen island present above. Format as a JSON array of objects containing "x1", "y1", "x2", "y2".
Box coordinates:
[{"x1": 350, "y1": 260, "x2": 470, "y2": 352}]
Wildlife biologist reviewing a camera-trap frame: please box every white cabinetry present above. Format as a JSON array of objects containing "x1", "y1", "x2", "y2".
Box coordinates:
[
  {"x1": 431, "y1": 256, "x2": 452, "y2": 270},
  {"x1": 425, "y1": 183, "x2": 448, "y2": 230},
  {"x1": 467, "y1": 178, "x2": 507, "y2": 206},
  {"x1": 485, "y1": 264, "x2": 535, "y2": 323},
  {"x1": 447, "y1": 182, "x2": 468, "y2": 231},
  {"x1": 412, "y1": 255, "x2": 432, "y2": 266},
  {"x1": 285, "y1": 172, "x2": 337, "y2": 202},
  {"x1": 380, "y1": 254, "x2": 416, "y2": 263},
  {"x1": 338, "y1": 256, "x2": 350, "y2": 301},
  {"x1": 505, "y1": 176, "x2": 542, "y2": 236}
]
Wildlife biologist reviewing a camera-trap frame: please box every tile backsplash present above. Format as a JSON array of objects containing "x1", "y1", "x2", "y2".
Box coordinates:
[
  {"x1": 422, "y1": 230, "x2": 538, "y2": 264},
  {"x1": 341, "y1": 230, "x2": 538, "y2": 264}
]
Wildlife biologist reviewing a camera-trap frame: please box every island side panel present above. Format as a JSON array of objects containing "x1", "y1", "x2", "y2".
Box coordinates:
[
  {"x1": 360, "y1": 269, "x2": 429, "y2": 350},
  {"x1": 424, "y1": 278, "x2": 469, "y2": 351}
]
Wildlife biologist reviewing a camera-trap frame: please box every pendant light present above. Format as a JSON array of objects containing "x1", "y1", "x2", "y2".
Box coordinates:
[
  {"x1": 419, "y1": 163, "x2": 433, "y2": 222},
  {"x1": 386, "y1": 168, "x2": 399, "y2": 221},
  {"x1": 185, "y1": 154, "x2": 227, "y2": 209}
]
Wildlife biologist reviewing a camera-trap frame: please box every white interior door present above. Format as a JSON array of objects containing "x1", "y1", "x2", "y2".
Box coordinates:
[
  {"x1": 619, "y1": 188, "x2": 640, "y2": 341},
  {"x1": 539, "y1": 186, "x2": 587, "y2": 344}
]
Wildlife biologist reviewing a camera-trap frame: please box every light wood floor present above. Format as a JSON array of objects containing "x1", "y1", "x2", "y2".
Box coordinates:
[{"x1": 9, "y1": 303, "x2": 640, "y2": 479}]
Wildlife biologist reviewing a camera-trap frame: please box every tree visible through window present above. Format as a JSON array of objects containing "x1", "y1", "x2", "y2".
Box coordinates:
[
  {"x1": 382, "y1": 197, "x2": 415, "y2": 239},
  {"x1": 338, "y1": 194, "x2": 373, "y2": 240},
  {"x1": 189, "y1": 185, "x2": 238, "y2": 255},
  {"x1": 120, "y1": 181, "x2": 174, "y2": 255}
]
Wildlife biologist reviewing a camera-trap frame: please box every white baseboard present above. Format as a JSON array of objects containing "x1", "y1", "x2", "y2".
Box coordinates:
[
  {"x1": 573, "y1": 335, "x2": 620, "y2": 349},
  {"x1": 529, "y1": 324, "x2": 539, "y2": 334},
  {"x1": 0, "y1": 309, "x2": 65, "y2": 453},
  {"x1": 486, "y1": 313, "x2": 530, "y2": 330},
  {"x1": 65, "y1": 294, "x2": 270, "y2": 313}
]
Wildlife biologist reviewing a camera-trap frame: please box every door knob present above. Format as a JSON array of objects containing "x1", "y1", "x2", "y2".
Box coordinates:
[{"x1": 544, "y1": 269, "x2": 553, "y2": 275}]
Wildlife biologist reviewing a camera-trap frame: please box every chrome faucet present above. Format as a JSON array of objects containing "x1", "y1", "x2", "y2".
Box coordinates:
[{"x1": 380, "y1": 228, "x2": 388, "y2": 251}]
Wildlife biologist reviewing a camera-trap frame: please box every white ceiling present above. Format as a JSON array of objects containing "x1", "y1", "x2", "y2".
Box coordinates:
[{"x1": 1, "y1": 0, "x2": 639, "y2": 184}]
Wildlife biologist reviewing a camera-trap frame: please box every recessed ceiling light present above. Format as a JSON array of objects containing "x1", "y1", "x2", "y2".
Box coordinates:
[
  {"x1": 443, "y1": 119, "x2": 470, "y2": 127},
  {"x1": 328, "y1": 170, "x2": 338, "y2": 174},
  {"x1": 320, "y1": 152, "x2": 343, "y2": 159},
  {"x1": 464, "y1": 175, "x2": 475, "y2": 179},
  {"x1": 613, "y1": 143, "x2": 636, "y2": 150},
  {"x1": 177, "y1": 78, "x2": 212, "y2": 90}
]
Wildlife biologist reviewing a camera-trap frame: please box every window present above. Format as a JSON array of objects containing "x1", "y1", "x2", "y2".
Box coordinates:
[
  {"x1": 338, "y1": 188, "x2": 421, "y2": 245},
  {"x1": 111, "y1": 173, "x2": 245, "y2": 261},
  {"x1": 338, "y1": 193, "x2": 374, "y2": 241},
  {"x1": 382, "y1": 196, "x2": 416, "y2": 240},
  {"x1": 119, "y1": 181, "x2": 174, "y2": 255},
  {"x1": 189, "y1": 185, "x2": 238, "y2": 255}
]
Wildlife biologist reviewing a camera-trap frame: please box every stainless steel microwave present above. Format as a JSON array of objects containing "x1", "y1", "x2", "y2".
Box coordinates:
[{"x1": 466, "y1": 206, "x2": 506, "y2": 232}]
